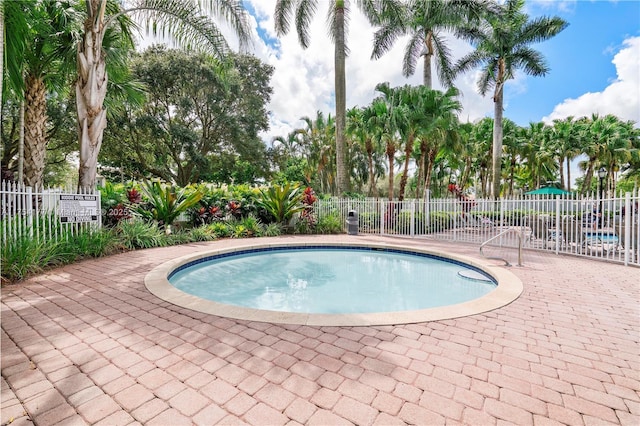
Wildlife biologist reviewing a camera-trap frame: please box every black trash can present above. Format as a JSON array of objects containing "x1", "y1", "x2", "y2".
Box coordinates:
[{"x1": 346, "y1": 210, "x2": 358, "y2": 235}]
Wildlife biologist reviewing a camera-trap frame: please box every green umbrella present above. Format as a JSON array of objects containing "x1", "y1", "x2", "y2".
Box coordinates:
[{"x1": 525, "y1": 186, "x2": 571, "y2": 195}]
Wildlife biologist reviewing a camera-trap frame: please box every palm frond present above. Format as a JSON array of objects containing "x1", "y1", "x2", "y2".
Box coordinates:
[
  {"x1": 402, "y1": 32, "x2": 423, "y2": 78},
  {"x1": 295, "y1": 0, "x2": 318, "y2": 49},
  {"x1": 274, "y1": 0, "x2": 296, "y2": 36}
]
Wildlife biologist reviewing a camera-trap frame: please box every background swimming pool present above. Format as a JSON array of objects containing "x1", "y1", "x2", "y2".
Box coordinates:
[{"x1": 169, "y1": 248, "x2": 497, "y2": 314}]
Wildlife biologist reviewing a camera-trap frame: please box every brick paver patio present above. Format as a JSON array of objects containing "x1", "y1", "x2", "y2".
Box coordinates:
[{"x1": 2, "y1": 235, "x2": 639, "y2": 425}]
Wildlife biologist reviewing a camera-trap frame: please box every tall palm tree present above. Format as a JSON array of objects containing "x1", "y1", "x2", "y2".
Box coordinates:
[
  {"x1": 274, "y1": 0, "x2": 379, "y2": 195},
  {"x1": 453, "y1": 0, "x2": 567, "y2": 199},
  {"x1": 77, "y1": 0, "x2": 251, "y2": 188},
  {"x1": 21, "y1": 2, "x2": 80, "y2": 187},
  {"x1": 366, "y1": 96, "x2": 399, "y2": 200},
  {"x1": 299, "y1": 111, "x2": 336, "y2": 193},
  {"x1": 371, "y1": 0, "x2": 489, "y2": 88},
  {"x1": 360, "y1": 104, "x2": 386, "y2": 196}
]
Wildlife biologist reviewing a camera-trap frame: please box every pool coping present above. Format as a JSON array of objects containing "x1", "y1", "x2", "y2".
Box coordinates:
[{"x1": 144, "y1": 240, "x2": 524, "y2": 326}]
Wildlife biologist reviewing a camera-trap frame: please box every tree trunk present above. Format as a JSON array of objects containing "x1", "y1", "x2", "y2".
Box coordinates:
[
  {"x1": 386, "y1": 142, "x2": 395, "y2": 200},
  {"x1": 566, "y1": 157, "x2": 571, "y2": 191},
  {"x1": 366, "y1": 138, "x2": 375, "y2": 196},
  {"x1": 491, "y1": 86, "x2": 504, "y2": 199},
  {"x1": 416, "y1": 141, "x2": 427, "y2": 198},
  {"x1": 77, "y1": 3, "x2": 108, "y2": 189},
  {"x1": 334, "y1": 3, "x2": 348, "y2": 195},
  {"x1": 0, "y1": 4, "x2": 3, "y2": 122},
  {"x1": 398, "y1": 133, "x2": 414, "y2": 201},
  {"x1": 558, "y1": 155, "x2": 565, "y2": 190},
  {"x1": 423, "y1": 33, "x2": 432, "y2": 88},
  {"x1": 23, "y1": 75, "x2": 47, "y2": 187},
  {"x1": 423, "y1": 148, "x2": 437, "y2": 198}
]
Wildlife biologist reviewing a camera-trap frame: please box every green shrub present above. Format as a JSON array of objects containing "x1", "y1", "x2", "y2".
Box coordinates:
[
  {"x1": 256, "y1": 183, "x2": 305, "y2": 226},
  {"x1": 316, "y1": 214, "x2": 343, "y2": 234},
  {"x1": 188, "y1": 226, "x2": 216, "y2": 242},
  {"x1": 67, "y1": 229, "x2": 118, "y2": 258},
  {"x1": 262, "y1": 223, "x2": 282, "y2": 237},
  {"x1": 206, "y1": 222, "x2": 232, "y2": 238},
  {"x1": 164, "y1": 231, "x2": 193, "y2": 246},
  {"x1": 135, "y1": 180, "x2": 203, "y2": 232},
  {"x1": 115, "y1": 220, "x2": 166, "y2": 250},
  {"x1": 237, "y1": 215, "x2": 263, "y2": 237},
  {"x1": 1, "y1": 237, "x2": 67, "y2": 281}
]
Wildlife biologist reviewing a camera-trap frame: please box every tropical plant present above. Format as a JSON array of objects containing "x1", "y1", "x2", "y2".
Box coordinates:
[
  {"x1": 114, "y1": 219, "x2": 166, "y2": 249},
  {"x1": 315, "y1": 214, "x2": 343, "y2": 234},
  {"x1": 453, "y1": 0, "x2": 567, "y2": 198},
  {"x1": 135, "y1": 180, "x2": 203, "y2": 232},
  {"x1": 1, "y1": 236, "x2": 65, "y2": 281},
  {"x1": 76, "y1": 0, "x2": 251, "y2": 188},
  {"x1": 370, "y1": 0, "x2": 489, "y2": 88},
  {"x1": 256, "y1": 183, "x2": 305, "y2": 226},
  {"x1": 274, "y1": 1, "x2": 379, "y2": 194}
]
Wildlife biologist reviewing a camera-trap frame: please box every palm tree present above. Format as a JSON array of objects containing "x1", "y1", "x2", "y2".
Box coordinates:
[
  {"x1": 274, "y1": 1, "x2": 379, "y2": 195},
  {"x1": 453, "y1": 0, "x2": 567, "y2": 199},
  {"x1": 1, "y1": 0, "x2": 33, "y2": 102},
  {"x1": 371, "y1": 0, "x2": 489, "y2": 88},
  {"x1": 367, "y1": 95, "x2": 400, "y2": 200},
  {"x1": 360, "y1": 104, "x2": 386, "y2": 196},
  {"x1": 414, "y1": 87, "x2": 461, "y2": 198},
  {"x1": 299, "y1": 111, "x2": 336, "y2": 193},
  {"x1": 21, "y1": 3, "x2": 80, "y2": 187},
  {"x1": 76, "y1": 0, "x2": 251, "y2": 188}
]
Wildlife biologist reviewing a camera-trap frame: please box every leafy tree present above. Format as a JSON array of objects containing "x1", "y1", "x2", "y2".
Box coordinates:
[
  {"x1": 453, "y1": 0, "x2": 567, "y2": 198},
  {"x1": 102, "y1": 47, "x2": 273, "y2": 185},
  {"x1": 76, "y1": 0, "x2": 251, "y2": 188}
]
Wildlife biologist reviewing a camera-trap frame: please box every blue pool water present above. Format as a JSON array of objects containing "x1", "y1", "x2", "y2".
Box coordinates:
[{"x1": 168, "y1": 247, "x2": 497, "y2": 314}]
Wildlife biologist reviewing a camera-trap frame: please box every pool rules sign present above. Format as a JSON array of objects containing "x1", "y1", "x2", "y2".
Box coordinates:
[{"x1": 58, "y1": 194, "x2": 100, "y2": 223}]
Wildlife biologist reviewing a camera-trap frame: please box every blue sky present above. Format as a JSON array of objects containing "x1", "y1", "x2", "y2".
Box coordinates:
[
  {"x1": 506, "y1": 0, "x2": 640, "y2": 126},
  {"x1": 240, "y1": 0, "x2": 639, "y2": 141}
]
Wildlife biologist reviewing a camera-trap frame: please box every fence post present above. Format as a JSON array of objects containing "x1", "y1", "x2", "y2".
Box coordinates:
[
  {"x1": 425, "y1": 190, "x2": 430, "y2": 233},
  {"x1": 380, "y1": 200, "x2": 384, "y2": 235},
  {"x1": 555, "y1": 196, "x2": 561, "y2": 254},
  {"x1": 624, "y1": 192, "x2": 630, "y2": 266}
]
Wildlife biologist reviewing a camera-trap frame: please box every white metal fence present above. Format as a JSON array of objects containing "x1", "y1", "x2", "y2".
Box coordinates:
[
  {"x1": 317, "y1": 190, "x2": 640, "y2": 267},
  {"x1": 1, "y1": 180, "x2": 102, "y2": 245},
  {"x1": 2, "y1": 178, "x2": 638, "y2": 267}
]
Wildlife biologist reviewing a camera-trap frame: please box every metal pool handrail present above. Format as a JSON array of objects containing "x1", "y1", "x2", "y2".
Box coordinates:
[{"x1": 480, "y1": 228, "x2": 524, "y2": 267}]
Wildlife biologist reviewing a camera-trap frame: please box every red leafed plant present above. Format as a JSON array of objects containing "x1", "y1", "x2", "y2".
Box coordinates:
[
  {"x1": 127, "y1": 188, "x2": 142, "y2": 204},
  {"x1": 302, "y1": 187, "x2": 317, "y2": 206},
  {"x1": 226, "y1": 201, "x2": 242, "y2": 218}
]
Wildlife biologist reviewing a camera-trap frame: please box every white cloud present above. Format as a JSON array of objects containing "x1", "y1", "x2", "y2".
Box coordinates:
[
  {"x1": 543, "y1": 36, "x2": 640, "y2": 125},
  {"x1": 246, "y1": 1, "x2": 495, "y2": 142}
]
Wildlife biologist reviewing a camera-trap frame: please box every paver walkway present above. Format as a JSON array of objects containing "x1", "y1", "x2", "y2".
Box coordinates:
[{"x1": 2, "y1": 235, "x2": 639, "y2": 425}]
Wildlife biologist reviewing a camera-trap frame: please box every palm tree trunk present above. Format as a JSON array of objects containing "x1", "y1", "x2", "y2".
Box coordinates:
[
  {"x1": 398, "y1": 134, "x2": 414, "y2": 201},
  {"x1": 492, "y1": 86, "x2": 504, "y2": 199},
  {"x1": 416, "y1": 141, "x2": 427, "y2": 198},
  {"x1": 566, "y1": 157, "x2": 571, "y2": 191},
  {"x1": 423, "y1": 53, "x2": 432, "y2": 88},
  {"x1": 334, "y1": 2, "x2": 348, "y2": 195},
  {"x1": 386, "y1": 143, "x2": 395, "y2": 200},
  {"x1": 558, "y1": 155, "x2": 565, "y2": 190},
  {"x1": 23, "y1": 74, "x2": 47, "y2": 187},
  {"x1": 366, "y1": 139, "x2": 375, "y2": 196},
  {"x1": 77, "y1": 2, "x2": 108, "y2": 189},
  {"x1": 0, "y1": 4, "x2": 3, "y2": 119}
]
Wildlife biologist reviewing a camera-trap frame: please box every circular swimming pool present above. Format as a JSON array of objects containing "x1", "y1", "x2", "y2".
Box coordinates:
[
  {"x1": 168, "y1": 247, "x2": 496, "y2": 314},
  {"x1": 145, "y1": 241, "x2": 523, "y2": 326}
]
